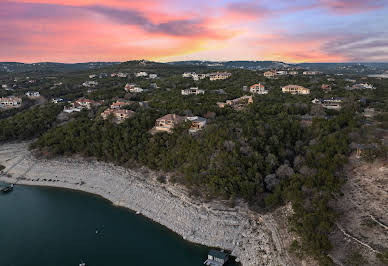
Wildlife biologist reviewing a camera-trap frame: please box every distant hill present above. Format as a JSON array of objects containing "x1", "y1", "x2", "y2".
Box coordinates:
[
  {"x1": 1, "y1": 60, "x2": 388, "y2": 75},
  {"x1": 167, "y1": 60, "x2": 291, "y2": 70},
  {"x1": 0, "y1": 62, "x2": 120, "y2": 74}
]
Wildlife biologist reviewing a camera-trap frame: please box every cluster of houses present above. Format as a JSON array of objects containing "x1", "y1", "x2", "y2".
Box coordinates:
[
  {"x1": 264, "y1": 70, "x2": 298, "y2": 78},
  {"x1": 346, "y1": 83, "x2": 375, "y2": 90},
  {"x1": 182, "y1": 72, "x2": 232, "y2": 81},
  {"x1": 89, "y1": 73, "x2": 108, "y2": 79},
  {"x1": 111, "y1": 72, "x2": 128, "y2": 78},
  {"x1": 264, "y1": 70, "x2": 321, "y2": 79},
  {"x1": 100, "y1": 100, "x2": 135, "y2": 123},
  {"x1": 88, "y1": 72, "x2": 157, "y2": 79},
  {"x1": 0, "y1": 96, "x2": 22, "y2": 109},
  {"x1": 134, "y1": 72, "x2": 157, "y2": 78},
  {"x1": 153, "y1": 114, "x2": 207, "y2": 134}
]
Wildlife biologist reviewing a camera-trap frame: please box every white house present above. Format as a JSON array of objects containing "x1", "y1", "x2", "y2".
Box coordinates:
[
  {"x1": 186, "y1": 116, "x2": 207, "y2": 133},
  {"x1": 181, "y1": 87, "x2": 205, "y2": 95},
  {"x1": 51, "y1": 98, "x2": 64, "y2": 104},
  {"x1": 117, "y1": 72, "x2": 128, "y2": 78},
  {"x1": 149, "y1": 74, "x2": 158, "y2": 79},
  {"x1": 182, "y1": 72, "x2": 195, "y2": 78},
  {"x1": 276, "y1": 71, "x2": 288, "y2": 76},
  {"x1": 136, "y1": 72, "x2": 148, "y2": 77},
  {"x1": 25, "y1": 91, "x2": 40, "y2": 98},
  {"x1": 0, "y1": 96, "x2": 22, "y2": 108},
  {"x1": 82, "y1": 81, "x2": 98, "y2": 87},
  {"x1": 89, "y1": 74, "x2": 97, "y2": 79},
  {"x1": 129, "y1": 86, "x2": 144, "y2": 93}
]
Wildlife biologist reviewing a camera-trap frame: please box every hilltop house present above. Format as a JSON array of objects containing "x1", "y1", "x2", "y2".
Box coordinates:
[
  {"x1": 82, "y1": 81, "x2": 98, "y2": 87},
  {"x1": 289, "y1": 71, "x2": 298, "y2": 75},
  {"x1": 276, "y1": 70, "x2": 288, "y2": 76},
  {"x1": 282, "y1": 85, "x2": 310, "y2": 95},
  {"x1": 89, "y1": 74, "x2": 97, "y2": 79},
  {"x1": 321, "y1": 84, "x2": 332, "y2": 92},
  {"x1": 186, "y1": 116, "x2": 207, "y2": 133},
  {"x1": 25, "y1": 91, "x2": 40, "y2": 98},
  {"x1": 101, "y1": 108, "x2": 135, "y2": 123},
  {"x1": 63, "y1": 98, "x2": 101, "y2": 113},
  {"x1": 209, "y1": 72, "x2": 231, "y2": 81},
  {"x1": 125, "y1": 84, "x2": 143, "y2": 93},
  {"x1": 0, "y1": 96, "x2": 22, "y2": 109},
  {"x1": 182, "y1": 72, "x2": 194, "y2": 78},
  {"x1": 182, "y1": 72, "x2": 208, "y2": 80},
  {"x1": 110, "y1": 100, "x2": 130, "y2": 109},
  {"x1": 181, "y1": 87, "x2": 205, "y2": 95},
  {"x1": 303, "y1": 71, "x2": 320, "y2": 75},
  {"x1": 117, "y1": 72, "x2": 128, "y2": 78},
  {"x1": 217, "y1": 95, "x2": 253, "y2": 110},
  {"x1": 149, "y1": 74, "x2": 158, "y2": 79},
  {"x1": 51, "y1": 98, "x2": 64, "y2": 104},
  {"x1": 250, "y1": 83, "x2": 268, "y2": 94},
  {"x1": 136, "y1": 72, "x2": 148, "y2": 77},
  {"x1": 312, "y1": 97, "x2": 343, "y2": 110},
  {"x1": 154, "y1": 114, "x2": 185, "y2": 133},
  {"x1": 264, "y1": 71, "x2": 276, "y2": 78}
]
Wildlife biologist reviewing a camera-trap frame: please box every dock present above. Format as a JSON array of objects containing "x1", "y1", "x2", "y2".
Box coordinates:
[{"x1": 204, "y1": 249, "x2": 229, "y2": 266}]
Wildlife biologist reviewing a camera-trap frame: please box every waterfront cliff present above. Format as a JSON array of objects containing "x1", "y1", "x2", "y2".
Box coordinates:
[{"x1": 0, "y1": 142, "x2": 295, "y2": 266}]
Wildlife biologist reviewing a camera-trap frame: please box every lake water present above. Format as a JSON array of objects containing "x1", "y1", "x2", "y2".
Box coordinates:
[{"x1": 0, "y1": 184, "x2": 238, "y2": 266}]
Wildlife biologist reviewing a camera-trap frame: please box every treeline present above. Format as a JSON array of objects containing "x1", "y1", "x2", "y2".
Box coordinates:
[{"x1": 0, "y1": 104, "x2": 63, "y2": 142}]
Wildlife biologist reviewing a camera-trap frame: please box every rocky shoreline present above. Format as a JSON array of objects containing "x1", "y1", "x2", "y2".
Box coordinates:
[{"x1": 0, "y1": 142, "x2": 294, "y2": 266}]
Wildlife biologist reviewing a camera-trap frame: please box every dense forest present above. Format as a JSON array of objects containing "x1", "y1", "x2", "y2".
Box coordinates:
[{"x1": 0, "y1": 104, "x2": 62, "y2": 142}]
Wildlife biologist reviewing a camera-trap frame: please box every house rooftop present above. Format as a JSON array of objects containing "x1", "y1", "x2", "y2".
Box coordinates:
[{"x1": 208, "y1": 250, "x2": 228, "y2": 260}]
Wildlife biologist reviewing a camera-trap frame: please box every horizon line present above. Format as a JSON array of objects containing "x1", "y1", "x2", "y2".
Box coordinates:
[{"x1": 1, "y1": 60, "x2": 388, "y2": 65}]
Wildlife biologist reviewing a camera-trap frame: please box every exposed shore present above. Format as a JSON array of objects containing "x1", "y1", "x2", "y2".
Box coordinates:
[{"x1": 0, "y1": 142, "x2": 295, "y2": 266}]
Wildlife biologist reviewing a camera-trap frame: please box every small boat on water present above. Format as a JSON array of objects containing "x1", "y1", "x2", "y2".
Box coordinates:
[
  {"x1": 79, "y1": 260, "x2": 86, "y2": 266},
  {"x1": 1, "y1": 184, "x2": 14, "y2": 193}
]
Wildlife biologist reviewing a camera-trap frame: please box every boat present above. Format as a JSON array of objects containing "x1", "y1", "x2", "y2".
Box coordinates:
[
  {"x1": 79, "y1": 260, "x2": 86, "y2": 266},
  {"x1": 1, "y1": 184, "x2": 14, "y2": 193}
]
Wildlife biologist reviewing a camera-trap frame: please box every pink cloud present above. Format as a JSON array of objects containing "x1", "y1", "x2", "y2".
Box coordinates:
[{"x1": 317, "y1": 0, "x2": 385, "y2": 14}]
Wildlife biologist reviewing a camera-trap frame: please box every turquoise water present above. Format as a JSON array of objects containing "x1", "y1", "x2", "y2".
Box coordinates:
[{"x1": 0, "y1": 184, "x2": 238, "y2": 266}]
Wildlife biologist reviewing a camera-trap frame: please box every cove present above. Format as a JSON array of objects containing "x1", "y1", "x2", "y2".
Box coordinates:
[{"x1": 0, "y1": 184, "x2": 238, "y2": 266}]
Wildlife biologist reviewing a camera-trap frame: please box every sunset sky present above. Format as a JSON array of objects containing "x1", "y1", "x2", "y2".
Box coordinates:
[{"x1": 1, "y1": 0, "x2": 388, "y2": 63}]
